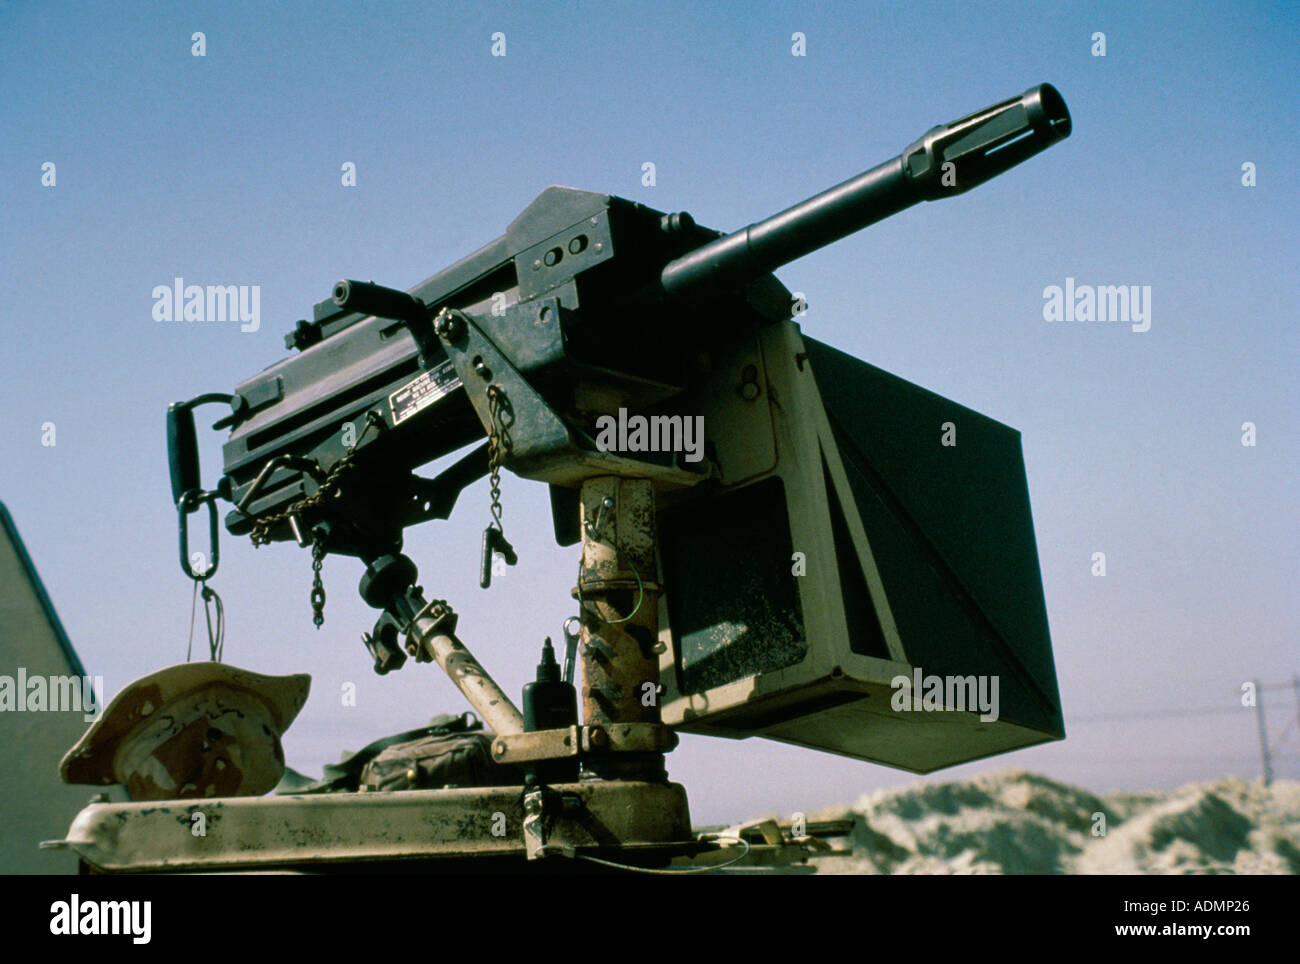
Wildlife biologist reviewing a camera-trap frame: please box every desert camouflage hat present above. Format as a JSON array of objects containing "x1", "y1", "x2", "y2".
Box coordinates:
[{"x1": 59, "y1": 662, "x2": 310, "y2": 800}]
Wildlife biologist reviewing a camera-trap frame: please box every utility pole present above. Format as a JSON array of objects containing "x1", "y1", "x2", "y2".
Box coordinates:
[
  {"x1": 1252, "y1": 678, "x2": 1273, "y2": 786},
  {"x1": 1293, "y1": 675, "x2": 1299, "y2": 746}
]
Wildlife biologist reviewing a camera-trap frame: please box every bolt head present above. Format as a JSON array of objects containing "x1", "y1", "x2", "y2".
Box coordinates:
[{"x1": 434, "y1": 312, "x2": 462, "y2": 339}]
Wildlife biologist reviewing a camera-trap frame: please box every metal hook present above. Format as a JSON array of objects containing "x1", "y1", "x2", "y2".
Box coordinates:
[{"x1": 178, "y1": 489, "x2": 220, "y2": 581}]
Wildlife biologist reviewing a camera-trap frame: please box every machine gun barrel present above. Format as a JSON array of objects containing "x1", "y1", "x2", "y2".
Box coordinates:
[{"x1": 658, "y1": 83, "x2": 1070, "y2": 298}]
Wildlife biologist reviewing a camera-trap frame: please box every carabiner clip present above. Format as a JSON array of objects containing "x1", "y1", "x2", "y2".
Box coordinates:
[{"x1": 178, "y1": 489, "x2": 220, "y2": 581}]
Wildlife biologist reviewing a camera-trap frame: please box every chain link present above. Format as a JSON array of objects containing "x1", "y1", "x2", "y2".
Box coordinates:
[
  {"x1": 310, "y1": 537, "x2": 327, "y2": 629},
  {"x1": 248, "y1": 411, "x2": 381, "y2": 545},
  {"x1": 486, "y1": 385, "x2": 510, "y2": 536},
  {"x1": 246, "y1": 410, "x2": 384, "y2": 628}
]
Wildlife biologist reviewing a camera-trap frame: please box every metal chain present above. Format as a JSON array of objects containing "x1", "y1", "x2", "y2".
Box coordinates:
[
  {"x1": 247, "y1": 411, "x2": 382, "y2": 547},
  {"x1": 310, "y1": 537, "x2": 327, "y2": 629},
  {"x1": 246, "y1": 410, "x2": 384, "y2": 628},
  {"x1": 485, "y1": 386, "x2": 509, "y2": 536}
]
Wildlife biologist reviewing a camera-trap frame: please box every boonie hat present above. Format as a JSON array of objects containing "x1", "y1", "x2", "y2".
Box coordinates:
[{"x1": 60, "y1": 662, "x2": 310, "y2": 800}]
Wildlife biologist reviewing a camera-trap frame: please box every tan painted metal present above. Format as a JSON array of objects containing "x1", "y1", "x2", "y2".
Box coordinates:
[
  {"x1": 654, "y1": 321, "x2": 1056, "y2": 772},
  {"x1": 492, "y1": 722, "x2": 676, "y2": 764},
  {"x1": 407, "y1": 599, "x2": 523, "y2": 736},
  {"x1": 577, "y1": 477, "x2": 667, "y2": 781},
  {"x1": 50, "y1": 780, "x2": 693, "y2": 872}
]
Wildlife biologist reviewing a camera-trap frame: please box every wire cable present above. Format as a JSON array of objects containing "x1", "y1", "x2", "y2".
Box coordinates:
[{"x1": 542, "y1": 836, "x2": 753, "y2": 875}]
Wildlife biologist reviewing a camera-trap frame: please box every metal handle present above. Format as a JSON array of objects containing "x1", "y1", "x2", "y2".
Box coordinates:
[{"x1": 167, "y1": 393, "x2": 235, "y2": 504}]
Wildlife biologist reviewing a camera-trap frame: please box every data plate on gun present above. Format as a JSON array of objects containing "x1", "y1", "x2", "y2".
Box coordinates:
[{"x1": 389, "y1": 361, "x2": 462, "y2": 425}]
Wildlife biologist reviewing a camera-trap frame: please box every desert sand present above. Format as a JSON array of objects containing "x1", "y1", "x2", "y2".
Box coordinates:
[{"x1": 805, "y1": 769, "x2": 1300, "y2": 874}]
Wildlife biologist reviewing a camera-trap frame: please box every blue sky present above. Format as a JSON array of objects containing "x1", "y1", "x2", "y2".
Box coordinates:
[{"x1": 2, "y1": 1, "x2": 1296, "y2": 824}]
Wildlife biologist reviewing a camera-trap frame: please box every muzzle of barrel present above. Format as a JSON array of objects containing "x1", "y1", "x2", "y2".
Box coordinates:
[
  {"x1": 657, "y1": 83, "x2": 1071, "y2": 298},
  {"x1": 902, "y1": 83, "x2": 1071, "y2": 199}
]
